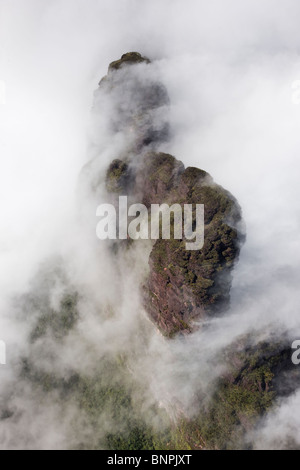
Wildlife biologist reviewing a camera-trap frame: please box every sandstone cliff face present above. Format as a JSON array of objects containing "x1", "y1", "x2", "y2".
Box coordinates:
[{"x1": 99, "y1": 52, "x2": 243, "y2": 336}]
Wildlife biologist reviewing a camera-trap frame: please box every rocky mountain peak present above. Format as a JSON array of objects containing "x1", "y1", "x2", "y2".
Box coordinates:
[{"x1": 92, "y1": 53, "x2": 245, "y2": 336}]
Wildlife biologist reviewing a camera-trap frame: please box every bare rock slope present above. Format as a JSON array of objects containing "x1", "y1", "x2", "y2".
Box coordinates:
[{"x1": 100, "y1": 52, "x2": 243, "y2": 336}]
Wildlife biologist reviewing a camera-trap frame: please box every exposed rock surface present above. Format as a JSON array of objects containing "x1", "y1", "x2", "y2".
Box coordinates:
[
  {"x1": 108, "y1": 52, "x2": 150, "y2": 72},
  {"x1": 98, "y1": 53, "x2": 243, "y2": 336},
  {"x1": 95, "y1": 52, "x2": 170, "y2": 153}
]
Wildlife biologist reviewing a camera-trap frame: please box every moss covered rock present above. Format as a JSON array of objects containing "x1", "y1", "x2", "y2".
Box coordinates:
[
  {"x1": 108, "y1": 52, "x2": 150, "y2": 73},
  {"x1": 106, "y1": 149, "x2": 243, "y2": 336}
]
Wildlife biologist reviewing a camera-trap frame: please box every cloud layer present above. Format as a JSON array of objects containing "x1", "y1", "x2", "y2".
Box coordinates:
[{"x1": 1, "y1": 0, "x2": 300, "y2": 449}]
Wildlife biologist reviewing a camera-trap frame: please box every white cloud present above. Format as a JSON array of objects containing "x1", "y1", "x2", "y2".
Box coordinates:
[{"x1": 1, "y1": 0, "x2": 300, "y2": 449}]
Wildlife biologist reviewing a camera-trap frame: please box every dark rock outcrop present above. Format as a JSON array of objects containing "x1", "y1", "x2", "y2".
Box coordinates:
[
  {"x1": 137, "y1": 153, "x2": 241, "y2": 336},
  {"x1": 95, "y1": 52, "x2": 244, "y2": 336},
  {"x1": 95, "y1": 52, "x2": 170, "y2": 152},
  {"x1": 108, "y1": 52, "x2": 150, "y2": 72}
]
